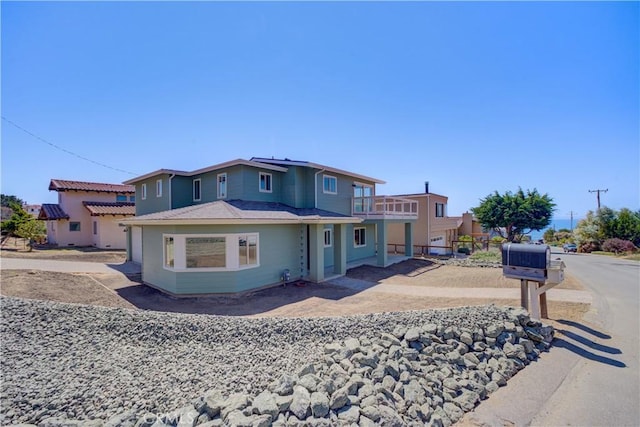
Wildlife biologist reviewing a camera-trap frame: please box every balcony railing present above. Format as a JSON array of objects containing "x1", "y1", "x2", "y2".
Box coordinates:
[{"x1": 352, "y1": 196, "x2": 418, "y2": 219}]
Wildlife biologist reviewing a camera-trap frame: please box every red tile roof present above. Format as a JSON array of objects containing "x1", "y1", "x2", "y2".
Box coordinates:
[
  {"x1": 83, "y1": 202, "x2": 136, "y2": 216},
  {"x1": 49, "y1": 179, "x2": 135, "y2": 193},
  {"x1": 38, "y1": 204, "x2": 70, "y2": 220}
]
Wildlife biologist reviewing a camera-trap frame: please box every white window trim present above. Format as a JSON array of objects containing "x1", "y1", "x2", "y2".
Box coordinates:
[
  {"x1": 141, "y1": 184, "x2": 147, "y2": 200},
  {"x1": 324, "y1": 229, "x2": 332, "y2": 248},
  {"x1": 163, "y1": 233, "x2": 260, "y2": 272},
  {"x1": 217, "y1": 173, "x2": 227, "y2": 199},
  {"x1": 259, "y1": 172, "x2": 272, "y2": 193},
  {"x1": 323, "y1": 175, "x2": 337, "y2": 195},
  {"x1": 354, "y1": 227, "x2": 366, "y2": 248},
  {"x1": 156, "y1": 179, "x2": 163, "y2": 197},
  {"x1": 193, "y1": 178, "x2": 202, "y2": 201}
]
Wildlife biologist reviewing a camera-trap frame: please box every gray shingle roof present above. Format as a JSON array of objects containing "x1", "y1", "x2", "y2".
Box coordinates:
[{"x1": 123, "y1": 200, "x2": 360, "y2": 225}]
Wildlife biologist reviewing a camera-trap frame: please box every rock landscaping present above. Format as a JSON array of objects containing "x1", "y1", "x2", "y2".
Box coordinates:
[{"x1": 1, "y1": 297, "x2": 553, "y2": 427}]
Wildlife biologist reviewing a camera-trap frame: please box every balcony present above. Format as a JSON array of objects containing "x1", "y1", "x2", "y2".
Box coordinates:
[{"x1": 352, "y1": 196, "x2": 418, "y2": 220}]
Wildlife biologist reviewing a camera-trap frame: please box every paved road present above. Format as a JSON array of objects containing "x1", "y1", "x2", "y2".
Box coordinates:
[
  {"x1": 462, "y1": 249, "x2": 639, "y2": 427},
  {"x1": 531, "y1": 251, "x2": 640, "y2": 426}
]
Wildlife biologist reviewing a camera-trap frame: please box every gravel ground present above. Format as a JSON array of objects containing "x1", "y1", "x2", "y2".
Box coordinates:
[{"x1": 0, "y1": 297, "x2": 540, "y2": 425}]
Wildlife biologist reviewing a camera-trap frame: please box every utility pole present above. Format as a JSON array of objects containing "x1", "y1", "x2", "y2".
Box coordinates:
[
  {"x1": 569, "y1": 211, "x2": 574, "y2": 231},
  {"x1": 588, "y1": 189, "x2": 608, "y2": 210}
]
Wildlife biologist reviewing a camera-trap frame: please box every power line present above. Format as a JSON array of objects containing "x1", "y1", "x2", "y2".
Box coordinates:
[
  {"x1": 1, "y1": 116, "x2": 138, "y2": 176},
  {"x1": 588, "y1": 188, "x2": 608, "y2": 210}
]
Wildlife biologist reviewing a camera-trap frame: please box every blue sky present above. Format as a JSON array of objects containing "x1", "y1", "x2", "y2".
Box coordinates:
[{"x1": 2, "y1": 1, "x2": 638, "y2": 220}]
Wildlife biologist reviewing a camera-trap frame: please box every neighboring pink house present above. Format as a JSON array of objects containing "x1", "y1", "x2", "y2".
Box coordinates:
[{"x1": 38, "y1": 179, "x2": 135, "y2": 249}]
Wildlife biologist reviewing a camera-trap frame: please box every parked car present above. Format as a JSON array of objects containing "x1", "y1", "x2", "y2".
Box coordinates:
[{"x1": 563, "y1": 243, "x2": 577, "y2": 253}]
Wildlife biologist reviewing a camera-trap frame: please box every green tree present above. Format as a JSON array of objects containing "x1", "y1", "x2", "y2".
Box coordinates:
[
  {"x1": 0, "y1": 194, "x2": 25, "y2": 208},
  {"x1": 1, "y1": 194, "x2": 25, "y2": 221},
  {"x1": 573, "y1": 211, "x2": 600, "y2": 252},
  {"x1": 471, "y1": 188, "x2": 555, "y2": 242},
  {"x1": 596, "y1": 207, "x2": 617, "y2": 240},
  {"x1": 1, "y1": 202, "x2": 31, "y2": 235},
  {"x1": 15, "y1": 218, "x2": 46, "y2": 251},
  {"x1": 611, "y1": 208, "x2": 640, "y2": 246},
  {"x1": 543, "y1": 228, "x2": 556, "y2": 243}
]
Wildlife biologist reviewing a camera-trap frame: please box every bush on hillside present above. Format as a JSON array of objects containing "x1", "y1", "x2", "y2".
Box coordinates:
[
  {"x1": 578, "y1": 240, "x2": 600, "y2": 253},
  {"x1": 601, "y1": 238, "x2": 637, "y2": 254}
]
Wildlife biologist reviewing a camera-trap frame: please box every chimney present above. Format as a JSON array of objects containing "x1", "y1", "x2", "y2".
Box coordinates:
[{"x1": 425, "y1": 181, "x2": 429, "y2": 194}]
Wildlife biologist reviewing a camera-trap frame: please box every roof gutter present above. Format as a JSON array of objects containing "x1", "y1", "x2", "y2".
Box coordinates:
[
  {"x1": 168, "y1": 173, "x2": 175, "y2": 209},
  {"x1": 314, "y1": 169, "x2": 326, "y2": 209}
]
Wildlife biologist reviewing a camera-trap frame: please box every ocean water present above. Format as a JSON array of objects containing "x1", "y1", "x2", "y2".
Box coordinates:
[{"x1": 530, "y1": 218, "x2": 581, "y2": 241}]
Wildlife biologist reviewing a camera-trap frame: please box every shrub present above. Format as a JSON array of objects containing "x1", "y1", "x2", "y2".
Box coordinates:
[
  {"x1": 469, "y1": 250, "x2": 501, "y2": 263},
  {"x1": 601, "y1": 238, "x2": 637, "y2": 254},
  {"x1": 579, "y1": 240, "x2": 600, "y2": 253}
]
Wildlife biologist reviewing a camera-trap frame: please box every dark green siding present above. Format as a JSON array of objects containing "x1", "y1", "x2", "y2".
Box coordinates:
[
  {"x1": 171, "y1": 176, "x2": 193, "y2": 209},
  {"x1": 135, "y1": 176, "x2": 172, "y2": 216}
]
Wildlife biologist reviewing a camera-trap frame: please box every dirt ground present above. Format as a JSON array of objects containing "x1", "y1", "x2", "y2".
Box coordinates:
[{"x1": 0, "y1": 245, "x2": 590, "y2": 322}]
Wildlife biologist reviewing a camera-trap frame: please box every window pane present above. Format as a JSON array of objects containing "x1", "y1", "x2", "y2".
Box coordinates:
[
  {"x1": 165, "y1": 237, "x2": 174, "y2": 267},
  {"x1": 239, "y1": 235, "x2": 258, "y2": 266},
  {"x1": 324, "y1": 229, "x2": 331, "y2": 246},
  {"x1": 248, "y1": 235, "x2": 257, "y2": 265},
  {"x1": 260, "y1": 173, "x2": 271, "y2": 191},
  {"x1": 218, "y1": 174, "x2": 227, "y2": 198},
  {"x1": 194, "y1": 180, "x2": 201, "y2": 200},
  {"x1": 186, "y1": 237, "x2": 225, "y2": 268},
  {"x1": 116, "y1": 194, "x2": 127, "y2": 202},
  {"x1": 70, "y1": 222, "x2": 81, "y2": 232}
]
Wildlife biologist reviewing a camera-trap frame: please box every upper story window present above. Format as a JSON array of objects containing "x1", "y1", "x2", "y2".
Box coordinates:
[
  {"x1": 116, "y1": 194, "x2": 127, "y2": 202},
  {"x1": 141, "y1": 184, "x2": 147, "y2": 200},
  {"x1": 129, "y1": 195, "x2": 135, "y2": 202},
  {"x1": 259, "y1": 172, "x2": 272, "y2": 193},
  {"x1": 218, "y1": 173, "x2": 227, "y2": 199},
  {"x1": 156, "y1": 179, "x2": 163, "y2": 197},
  {"x1": 323, "y1": 175, "x2": 337, "y2": 194},
  {"x1": 193, "y1": 179, "x2": 202, "y2": 201},
  {"x1": 435, "y1": 203, "x2": 445, "y2": 218}
]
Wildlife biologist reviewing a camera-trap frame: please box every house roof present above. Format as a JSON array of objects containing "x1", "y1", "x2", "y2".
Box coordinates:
[
  {"x1": 38, "y1": 204, "x2": 70, "y2": 220},
  {"x1": 121, "y1": 200, "x2": 362, "y2": 226},
  {"x1": 122, "y1": 159, "x2": 288, "y2": 185},
  {"x1": 250, "y1": 157, "x2": 385, "y2": 185},
  {"x1": 122, "y1": 157, "x2": 384, "y2": 186},
  {"x1": 392, "y1": 192, "x2": 448, "y2": 200},
  {"x1": 83, "y1": 202, "x2": 136, "y2": 216},
  {"x1": 49, "y1": 179, "x2": 135, "y2": 194}
]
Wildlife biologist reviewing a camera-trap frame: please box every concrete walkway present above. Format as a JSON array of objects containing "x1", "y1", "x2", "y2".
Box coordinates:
[
  {"x1": 0, "y1": 257, "x2": 141, "y2": 275},
  {"x1": 1, "y1": 256, "x2": 592, "y2": 304},
  {"x1": 327, "y1": 276, "x2": 593, "y2": 304}
]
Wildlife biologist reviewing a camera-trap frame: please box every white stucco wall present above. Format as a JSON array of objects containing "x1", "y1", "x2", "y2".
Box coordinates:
[
  {"x1": 52, "y1": 191, "x2": 129, "y2": 247},
  {"x1": 92, "y1": 216, "x2": 128, "y2": 249}
]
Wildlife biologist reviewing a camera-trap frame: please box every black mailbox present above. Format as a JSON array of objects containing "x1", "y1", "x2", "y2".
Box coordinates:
[{"x1": 502, "y1": 243, "x2": 551, "y2": 281}]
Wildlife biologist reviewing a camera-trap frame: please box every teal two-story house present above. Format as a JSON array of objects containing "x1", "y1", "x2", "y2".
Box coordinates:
[{"x1": 121, "y1": 158, "x2": 417, "y2": 295}]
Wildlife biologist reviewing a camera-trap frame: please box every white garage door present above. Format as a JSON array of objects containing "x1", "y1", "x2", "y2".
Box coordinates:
[
  {"x1": 430, "y1": 236, "x2": 446, "y2": 255},
  {"x1": 131, "y1": 226, "x2": 142, "y2": 264}
]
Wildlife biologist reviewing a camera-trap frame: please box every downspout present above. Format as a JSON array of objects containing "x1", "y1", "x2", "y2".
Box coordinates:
[
  {"x1": 168, "y1": 173, "x2": 175, "y2": 209},
  {"x1": 314, "y1": 169, "x2": 325, "y2": 209}
]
